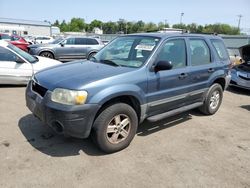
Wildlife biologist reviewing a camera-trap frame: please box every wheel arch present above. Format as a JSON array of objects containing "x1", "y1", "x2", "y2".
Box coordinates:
[
  {"x1": 93, "y1": 95, "x2": 143, "y2": 125},
  {"x1": 212, "y1": 77, "x2": 226, "y2": 90},
  {"x1": 38, "y1": 49, "x2": 55, "y2": 57}
]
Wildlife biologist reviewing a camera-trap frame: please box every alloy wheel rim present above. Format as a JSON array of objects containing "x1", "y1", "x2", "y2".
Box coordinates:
[
  {"x1": 106, "y1": 114, "x2": 131, "y2": 144},
  {"x1": 209, "y1": 90, "x2": 220, "y2": 110}
]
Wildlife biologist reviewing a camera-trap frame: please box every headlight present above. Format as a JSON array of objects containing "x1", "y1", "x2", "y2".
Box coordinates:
[{"x1": 51, "y1": 88, "x2": 88, "y2": 105}]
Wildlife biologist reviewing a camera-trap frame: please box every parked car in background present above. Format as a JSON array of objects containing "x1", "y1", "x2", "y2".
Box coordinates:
[
  {"x1": 0, "y1": 33, "x2": 29, "y2": 51},
  {"x1": 28, "y1": 36, "x2": 104, "y2": 62},
  {"x1": 0, "y1": 40, "x2": 61, "y2": 85},
  {"x1": 26, "y1": 33, "x2": 231, "y2": 153},
  {"x1": 23, "y1": 36, "x2": 35, "y2": 45},
  {"x1": 230, "y1": 61, "x2": 250, "y2": 90},
  {"x1": 227, "y1": 48, "x2": 244, "y2": 66},
  {"x1": 0, "y1": 33, "x2": 11, "y2": 41},
  {"x1": 34, "y1": 36, "x2": 54, "y2": 44}
]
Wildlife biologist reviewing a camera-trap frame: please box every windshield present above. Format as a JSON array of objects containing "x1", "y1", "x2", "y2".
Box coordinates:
[
  {"x1": 50, "y1": 37, "x2": 64, "y2": 44},
  {"x1": 8, "y1": 44, "x2": 38, "y2": 63},
  {"x1": 93, "y1": 36, "x2": 160, "y2": 68}
]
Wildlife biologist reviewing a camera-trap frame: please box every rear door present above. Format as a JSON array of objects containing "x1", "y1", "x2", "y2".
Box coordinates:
[
  {"x1": 186, "y1": 37, "x2": 216, "y2": 103},
  {"x1": 147, "y1": 38, "x2": 191, "y2": 116},
  {"x1": 0, "y1": 46, "x2": 32, "y2": 84},
  {"x1": 74, "y1": 38, "x2": 102, "y2": 59},
  {"x1": 74, "y1": 38, "x2": 88, "y2": 59}
]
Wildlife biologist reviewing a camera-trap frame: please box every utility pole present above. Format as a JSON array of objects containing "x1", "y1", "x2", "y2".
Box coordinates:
[
  {"x1": 164, "y1": 19, "x2": 168, "y2": 28},
  {"x1": 237, "y1": 14, "x2": 243, "y2": 32},
  {"x1": 180, "y1": 12, "x2": 184, "y2": 24}
]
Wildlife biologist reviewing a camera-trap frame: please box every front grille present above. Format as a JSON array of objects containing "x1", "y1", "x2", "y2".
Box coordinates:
[
  {"x1": 32, "y1": 81, "x2": 48, "y2": 97},
  {"x1": 239, "y1": 75, "x2": 250, "y2": 81}
]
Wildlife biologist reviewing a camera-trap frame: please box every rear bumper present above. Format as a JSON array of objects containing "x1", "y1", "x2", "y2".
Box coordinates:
[
  {"x1": 230, "y1": 72, "x2": 250, "y2": 90},
  {"x1": 225, "y1": 74, "x2": 231, "y2": 89},
  {"x1": 25, "y1": 81, "x2": 100, "y2": 138}
]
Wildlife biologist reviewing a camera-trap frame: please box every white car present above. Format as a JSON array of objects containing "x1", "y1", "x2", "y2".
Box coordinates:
[
  {"x1": 34, "y1": 36, "x2": 54, "y2": 44},
  {"x1": 0, "y1": 40, "x2": 62, "y2": 84}
]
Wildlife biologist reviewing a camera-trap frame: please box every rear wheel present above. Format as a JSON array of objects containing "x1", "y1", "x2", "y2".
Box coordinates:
[
  {"x1": 199, "y1": 83, "x2": 223, "y2": 115},
  {"x1": 39, "y1": 51, "x2": 54, "y2": 59},
  {"x1": 91, "y1": 103, "x2": 138, "y2": 153}
]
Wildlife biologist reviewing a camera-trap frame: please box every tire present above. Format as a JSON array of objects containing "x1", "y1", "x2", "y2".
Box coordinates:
[
  {"x1": 91, "y1": 103, "x2": 138, "y2": 153},
  {"x1": 39, "y1": 51, "x2": 54, "y2": 59},
  {"x1": 199, "y1": 83, "x2": 223, "y2": 115},
  {"x1": 87, "y1": 52, "x2": 96, "y2": 60}
]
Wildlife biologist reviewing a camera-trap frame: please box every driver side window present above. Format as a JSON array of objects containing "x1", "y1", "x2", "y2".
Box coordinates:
[
  {"x1": 65, "y1": 38, "x2": 75, "y2": 45},
  {"x1": 157, "y1": 39, "x2": 187, "y2": 69},
  {"x1": 0, "y1": 47, "x2": 20, "y2": 62}
]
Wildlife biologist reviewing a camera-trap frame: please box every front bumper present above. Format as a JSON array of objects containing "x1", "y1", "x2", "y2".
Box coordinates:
[
  {"x1": 28, "y1": 48, "x2": 39, "y2": 55},
  {"x1": 25, "y1": 81, "x2": 100, "y2": 138}
]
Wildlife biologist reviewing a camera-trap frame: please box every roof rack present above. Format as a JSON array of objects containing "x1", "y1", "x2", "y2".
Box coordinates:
[
  {"x1": 190, "y1": 32, "x2": 218, "y2": 35},
  {"x1": 158, "y1": 28, "x2": 190, "y2": 34}
]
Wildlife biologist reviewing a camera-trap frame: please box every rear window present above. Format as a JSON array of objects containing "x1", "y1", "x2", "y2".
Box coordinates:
[{"x1": 211, "y1": 39, "x2": 229, "y2": 60}]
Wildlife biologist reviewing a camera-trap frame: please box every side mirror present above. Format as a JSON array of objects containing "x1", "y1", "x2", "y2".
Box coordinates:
[
  {"x1": 60, "y1": 42, "x2": 64, "y2": 47},
  {"x1": 154, "y1": 61, "x2": 172, "y2": 72},
  {"x1": 15, "y1": 57, "x2": 25, "y2": 64}
]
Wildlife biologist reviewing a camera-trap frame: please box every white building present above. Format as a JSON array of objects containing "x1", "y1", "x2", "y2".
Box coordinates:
[
  {"x1": 93, "y1": 27, "x2": 103, "y2": 35},
  {"x1": 0, "y1": 17, "x2": 51, "y2": 36}
]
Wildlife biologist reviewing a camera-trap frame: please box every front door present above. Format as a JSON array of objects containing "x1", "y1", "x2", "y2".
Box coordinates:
[
  {"x1": 146, "y1": 38, "x2": 191, "y2": 116},
  {"x1": 0, "y1": 46, "x2": 32, "y2": 84},
  {"x1": 55, "y1": 38, "x2": 78, "y2": 61}
]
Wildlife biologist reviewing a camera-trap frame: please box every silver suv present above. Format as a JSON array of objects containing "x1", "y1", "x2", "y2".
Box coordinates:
[{"x1": 28, "y1": 36, "x2": 104, "y2": 62}]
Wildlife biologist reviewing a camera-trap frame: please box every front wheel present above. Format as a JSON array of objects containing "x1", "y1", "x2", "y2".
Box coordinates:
[
  {"x1": 91, "y1": 103, "x2": 138, "y2": 153},
  {"x1": 39, "y1": 51, "x2": 54, "y2": 59},
  {"x1": 199, "y1": 83, "x2": 223, "y2": 115}
]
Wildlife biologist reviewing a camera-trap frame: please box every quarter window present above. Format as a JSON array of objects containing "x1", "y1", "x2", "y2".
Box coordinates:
[
  {"x1": 157, "y1": 39, "x2": 187, "y2": 69},
  {"x1": 190, "y1": 39, "x2": 211, "y2": 66},
  {"x1": 211, "y1": 39, "x2": 229, "y2": 60},
  {"x1": 85, "y1": 38, "x2": 99, "y2": 45}
]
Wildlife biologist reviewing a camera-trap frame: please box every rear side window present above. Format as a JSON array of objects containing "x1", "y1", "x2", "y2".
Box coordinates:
[
  {"x1": 211, "y1": 39, "x2": 229, "y2": 60},
  {"x1": 85, "y1": 38, "x2": 99, "y2": 45},
  {"x1": 190, "y1": 39, "x2": 211, "y2": 66},
  {"x1": 75, "y1": 38, "x2": 86, "y2": 45}
]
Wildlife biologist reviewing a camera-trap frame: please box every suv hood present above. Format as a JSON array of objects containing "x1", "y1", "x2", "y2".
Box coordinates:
[{"x1": 34, "y1": 60, "x2": 136, "y2": 91}]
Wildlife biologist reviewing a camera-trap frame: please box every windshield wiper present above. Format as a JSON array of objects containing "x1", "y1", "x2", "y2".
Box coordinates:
[{"x1": 99, "y1": 59, "x2": 120, "y2": 67}]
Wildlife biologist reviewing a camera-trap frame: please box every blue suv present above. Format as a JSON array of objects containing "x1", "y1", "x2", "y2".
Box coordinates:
[{"x1": 26, "y1": 33, "x2": 231, "y2": 153}]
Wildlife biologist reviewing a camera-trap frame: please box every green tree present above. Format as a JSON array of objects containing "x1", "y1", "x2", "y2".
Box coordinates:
[
  {"x1": 68, "y1": 18, "x2": 86, "y2": 32},
  {"x1": 89, "y1": 20, "x2": 103, "y2": 32},
  {"x1": 103, "y1": 21, "x2": 118, "y2": 34}
]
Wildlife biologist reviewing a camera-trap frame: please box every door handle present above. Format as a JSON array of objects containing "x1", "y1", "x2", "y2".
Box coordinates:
[
  {"x1": 179, "y1": 73, "x2": 188, "y2": 79},
  {"x1": 208, "y1": 68, "x2": 215, "y2": 73}
]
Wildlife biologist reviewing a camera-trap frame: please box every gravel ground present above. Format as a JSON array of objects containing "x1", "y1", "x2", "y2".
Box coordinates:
[{"x1": 0, "y1": 86, "x2": 249, "y2": 188}]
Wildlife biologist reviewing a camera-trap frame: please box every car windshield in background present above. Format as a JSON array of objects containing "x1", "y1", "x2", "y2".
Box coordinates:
[
  {"x1": 50, "y1": 38, "x2": 64, "y2": 44},
  {"x1": 93, "y1": 36, "x2": 160, "y2": 68},
  {"x1": 8, "y1": 44, "x2": 37, "y2": 63}
]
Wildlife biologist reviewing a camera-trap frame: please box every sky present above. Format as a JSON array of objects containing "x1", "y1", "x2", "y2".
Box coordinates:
[{"x1": 0, "y1": 0, "x2": 249, "y2": 31}]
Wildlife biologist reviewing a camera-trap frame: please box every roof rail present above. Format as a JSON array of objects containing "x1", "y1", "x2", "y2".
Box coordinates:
[{"x1": 190, "y1": 32, "x2": 218, "y2": 35}]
